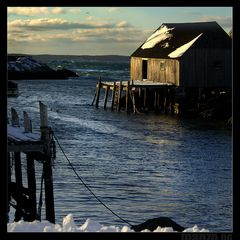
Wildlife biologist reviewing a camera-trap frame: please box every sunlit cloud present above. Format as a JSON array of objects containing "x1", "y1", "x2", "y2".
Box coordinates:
[
  {"x1": 8, "y1": 7, "x2": 49, "y2": 16},
  {"x1": 51, "y1": 7, "x2": 66, "y2": 14},
  {"x1": 8, "y1": 18, "x2": 116, "y2": 31}
]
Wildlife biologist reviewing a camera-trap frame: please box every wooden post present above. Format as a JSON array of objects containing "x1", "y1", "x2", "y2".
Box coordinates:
[
  {"x1": 125, "y1": 81, "x2": 129, "y2": 112},
  {"x1": 132, "y1": 91, "x2": 136, "y2": 114},
  {"x1": 154, "y1": 90, "x2": 157, "y2": 109},
  {"x1": 157, "y1": 90, "x2": 160, "y2": 109},
  {"x1": 26, "y1": 153, "x2": 37, "y2": 221},
  {"x1": 144, "y1": 88, "x2": 148, "y2": 111},
  {"x1": 39, "y1": 101, "x2": 55, "y2": 224},
  {"x1": 111, "y1": 82, "x2": 116, "y2": 111},
  {"x1": 164, "y1": 87, "x2": 167, "y2": 113},
  {"x1": 103, "y1": 86, "x2": 109, "y2": 110},
  {"x1": 117, "y1": 81, "x2": 122, "y2": 112},
  {"x1": 170, "y1": 88, "x2": 175, "y2": 114},
  {"x1": 23, "y1": 111, "x2": 32, "y2": 133},
  {"x1": 95, "y1": 79, "x2": 102, "y2": 108},
  {"x1": 14, "y1": 153, "x2": 23, "y2": 188},
  {"x1": 11, "y1": 108, "x2": 19, "y2": 127}
]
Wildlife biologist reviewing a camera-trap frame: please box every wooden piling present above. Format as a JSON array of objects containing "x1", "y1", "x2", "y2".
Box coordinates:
[
  {"x1": 26, "y1": 153, "x2": 37, "y2": 221},
  {"x1": 132, "y1": 91, "x2": 136, "y2": 114},
  {"x1": 39, "y1": 101, "x2": 55, "y2": 224},
  {"x1": 14, "y1": 153, "x2": 23, "y2": 188},
  {"x1": 95, "y1": 79, "x2": 102, "y2": 108},
  {"x1": 143, "y1": 88, "x2": 148, "y2": 111},
  {"x1": 103, "y1": 86, "x2": 109, "y2": 110},
  {"x1": 11, "y1": 108, "x2": 19, "y2": 127},
  {"x1": 117, "y1": 81, "x2": 122, "y2": 112},
  {"x1": 111, "y1": 82, "x2": 116, "y2": 111},
  {"x1": 23, "y1": 111, "x2": 32, "y2": 133},
  {"x1": 125, "y1": 81, "x2": 129, "y2": 112}
]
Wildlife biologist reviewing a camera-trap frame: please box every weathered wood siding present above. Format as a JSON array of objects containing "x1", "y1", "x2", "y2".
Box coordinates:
[
  {"x1": 147, "y1": 58, "x2": 179, "y2": 85},
  {"x1": 180, "y1": 48, "x2": 232, "y2": 87},
  {"x1": 130, "y1": 57, "x2": 180, "y2": 85},
  {"x1": 130, "y1": 57, "x2": 142, "y2": 80}
]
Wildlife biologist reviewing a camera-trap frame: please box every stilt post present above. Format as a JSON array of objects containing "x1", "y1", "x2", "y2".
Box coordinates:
[
  {"x1": 126, "y1": 81, "x2": 129, "y2": 112},
  {"x1": 103, "y1": 86, "x2": 109, "y2": 110},
  {"x1": 117, "y1": 81, "x2": 122, "y2": 112},
  {"x1": 39, "y1": 101, "x2": 55, "y2": 224},
  {"x1": 95, "y1": 78, "x2": 102, "y2": 108},
  {"x1": 111, "y1": 82, "x2": 116, "y2": 111}
]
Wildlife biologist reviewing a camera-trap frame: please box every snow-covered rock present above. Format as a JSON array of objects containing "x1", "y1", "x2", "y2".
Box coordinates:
[{"x1": 8, "y1": 55, "x2": 78, "y2": 80}]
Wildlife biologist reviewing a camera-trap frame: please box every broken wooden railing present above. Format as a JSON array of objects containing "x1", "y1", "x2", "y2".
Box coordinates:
[{"x1": 7, "y1": 101, "x2": 56, "y2": 223}]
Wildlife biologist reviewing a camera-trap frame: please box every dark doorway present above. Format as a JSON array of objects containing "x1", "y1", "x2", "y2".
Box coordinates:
[{"x1": 142, "y1": 60, "x2": 148, "y2": 80}]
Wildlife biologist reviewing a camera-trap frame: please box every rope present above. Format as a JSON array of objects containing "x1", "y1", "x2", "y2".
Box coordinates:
[{"x1": 53, "y1": 133, "x2": 133, "y2": 227}]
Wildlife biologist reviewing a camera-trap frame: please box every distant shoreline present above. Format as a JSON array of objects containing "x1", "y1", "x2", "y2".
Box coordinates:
[{"x1": 8, "y1": 53, "x2": 130, "y2": 63}]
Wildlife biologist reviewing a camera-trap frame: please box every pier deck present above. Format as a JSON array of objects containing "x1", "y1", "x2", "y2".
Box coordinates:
[{"x1": 92, "y1": 79, "x2": 177, "y2": 114}]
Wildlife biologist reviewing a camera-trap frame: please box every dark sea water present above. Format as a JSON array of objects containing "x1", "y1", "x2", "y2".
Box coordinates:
[{"x1": 7, "y1": 59, "x2": 232, "y2": 231}]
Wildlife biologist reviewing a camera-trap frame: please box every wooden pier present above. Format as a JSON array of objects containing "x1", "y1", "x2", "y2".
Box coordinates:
[
  {"x1": 7, "y1": 102, "x2": 56, "y2": 223},
  {"x1": 92, "y1": 78, "x2": 178, "y2": 114}
]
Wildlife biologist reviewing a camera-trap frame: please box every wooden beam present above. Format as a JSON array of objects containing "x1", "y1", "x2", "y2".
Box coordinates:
[{"x1": 7, "y1": 143, "x2": 44, "y2": 153}]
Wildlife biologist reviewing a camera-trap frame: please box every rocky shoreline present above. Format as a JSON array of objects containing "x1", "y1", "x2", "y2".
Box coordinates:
[{"x1": 8, "y1": 55, "x2": 79, "y2": 80}]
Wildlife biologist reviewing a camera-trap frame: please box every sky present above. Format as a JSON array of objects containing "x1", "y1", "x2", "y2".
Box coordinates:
[{"x1": 7, "y1": 7, "x2": 232, "y2": 56}]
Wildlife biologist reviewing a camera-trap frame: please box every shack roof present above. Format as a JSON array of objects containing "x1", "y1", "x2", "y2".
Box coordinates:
[{"x1": 131, "y1": 21, "x2": 231, "y2": 59}]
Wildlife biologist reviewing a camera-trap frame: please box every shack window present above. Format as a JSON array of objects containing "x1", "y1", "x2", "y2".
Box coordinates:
[
  {"x1": 160, "y1": 61, "x2": 165, "y2": 71},
  {"x1": 142, "y1": 60, "x2": 148, "y2": 79}
]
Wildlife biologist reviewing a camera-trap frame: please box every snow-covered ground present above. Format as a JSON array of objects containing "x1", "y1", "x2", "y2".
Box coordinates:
[{"x1": 7, "y1": 214, "x2": 209, "y2": 232}]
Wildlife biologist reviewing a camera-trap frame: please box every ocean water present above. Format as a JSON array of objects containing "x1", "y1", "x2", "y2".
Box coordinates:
[{"x1": 7, "y1": 59, "x2": 232, "y2": 231}]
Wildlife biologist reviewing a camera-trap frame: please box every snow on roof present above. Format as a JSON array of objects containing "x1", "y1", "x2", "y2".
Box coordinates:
[
  {"x1": 7, "y1": 125, "x2": 40, "y2": 142},
  {"x1": 168, "y1": 33, "x2": 203, "y2": 58},
  {"x1": 131, "y1": 22, "x2": 231, "y2": 59},
  {"x1": 141, "y1": 25, "x2": 174, "y2": 50}
]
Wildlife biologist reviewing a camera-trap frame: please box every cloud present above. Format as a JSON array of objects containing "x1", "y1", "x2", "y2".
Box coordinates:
[
  {"x1": 107, "y1": 7, "x2": 120, "y2": 13},
  {"x1": 8, "y1": 7, "x2": 49, "y2": 16},
  {"x1": 199, "y1": 15, "x2": 232, "y2": 29},
  {"x1": 116, "y1": 20, "x2": 129, "y2": 27},
  {"x1": 8, "y1": 18, "x2": 116, "y2": 31},
  {"x1": 51, "y1": 7, "x2": 66, "y2": 14},
  {"x1": 8, "y1": 7, "x2": 68, "y2": 16},
  {"x1": 68, "y1": 8, "x2": 82, "y2": 14}
]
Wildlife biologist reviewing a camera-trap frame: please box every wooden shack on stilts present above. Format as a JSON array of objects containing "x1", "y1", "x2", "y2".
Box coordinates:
[
  {"x1": 7, "y1": 102, "x2": 56, "y2": 223},
  {"x1": 92, "y1": 22, "x2": 232, "y2": 115}
]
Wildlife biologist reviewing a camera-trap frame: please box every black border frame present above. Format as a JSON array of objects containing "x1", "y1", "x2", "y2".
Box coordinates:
[{"x1": 1, "y1": 1, "x2": 239, "y2": 239}]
